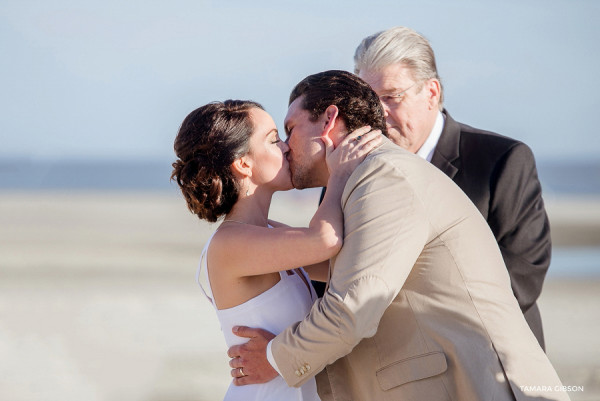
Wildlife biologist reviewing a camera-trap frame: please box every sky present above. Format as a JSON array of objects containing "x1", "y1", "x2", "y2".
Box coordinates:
[{"x1": 1, "y1": 0, "x2": 598, "y2": 162}]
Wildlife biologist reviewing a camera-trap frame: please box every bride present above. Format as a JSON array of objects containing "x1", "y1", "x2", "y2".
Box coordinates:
[{"x1": 171, "y1": 99, "x2": 381, "y2": 400}]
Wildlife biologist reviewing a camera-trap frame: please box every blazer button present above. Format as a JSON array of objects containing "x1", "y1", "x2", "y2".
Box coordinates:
[
  {"x1": 295, "y1": 369, "x2": 301, "y2": 377},
  {"x1": 305, "y1": 364, "x2": 311, "y2": 372}
]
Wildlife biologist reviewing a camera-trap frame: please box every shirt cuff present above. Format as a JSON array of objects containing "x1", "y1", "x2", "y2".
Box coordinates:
[{"x1": 266, "y1": 340, "x2": 282, "y2": 376}]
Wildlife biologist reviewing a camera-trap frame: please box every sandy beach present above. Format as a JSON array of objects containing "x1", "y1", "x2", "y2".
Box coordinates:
[{"x1": 0, "y1": 190, "x2": 599, "y2": 400}]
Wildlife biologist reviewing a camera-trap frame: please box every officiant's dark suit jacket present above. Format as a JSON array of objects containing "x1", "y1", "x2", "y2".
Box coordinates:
[
  {"x1": 317, "y1": 110, "x2": 550, "y2": 349},
  {"x1": 429, "y1": 110, "x2": 550, "y2": 349}
]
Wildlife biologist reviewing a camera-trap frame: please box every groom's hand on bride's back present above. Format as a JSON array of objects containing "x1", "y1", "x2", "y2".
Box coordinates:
[{"x1": 228, "y1": 326, "x2": 278, "y2": 386}]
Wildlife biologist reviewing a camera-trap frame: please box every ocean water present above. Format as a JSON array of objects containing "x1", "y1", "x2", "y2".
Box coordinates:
[
  {"x1": 0, "y1": 159, "x2": 175, "y2": 191},
  {"x1": 0, "y1": 158, "x2": 598, "y2": 194},
  {"x1": 536, "y1": 160, "x2": 600, "y2": 196},
  {"x1": 1, "y1": 158, "x2": 598, "y2": 278},
  {"x1": 549, "y1": 248, "x2": 600, "y2": 278}
]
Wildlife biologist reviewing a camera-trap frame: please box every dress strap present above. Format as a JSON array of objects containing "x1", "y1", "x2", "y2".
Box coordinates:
[{"x1": 196, "y1": 230, "x2": 218, "y2": 305}]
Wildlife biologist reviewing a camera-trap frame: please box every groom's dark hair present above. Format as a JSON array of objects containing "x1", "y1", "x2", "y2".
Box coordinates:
[{"x1": 289, "y1": 70, "x2": 388, "y2": 136}]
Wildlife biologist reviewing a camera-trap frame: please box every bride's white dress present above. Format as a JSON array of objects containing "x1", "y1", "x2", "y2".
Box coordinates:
[{"x1": 197, "y1": 231, "x2": 321, "y2": 401}]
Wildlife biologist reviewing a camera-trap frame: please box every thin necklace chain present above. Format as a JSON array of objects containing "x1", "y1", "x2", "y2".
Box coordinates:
[
  {"x1": 222, "y1": 219, "x2": 269, "y2": 226},
  {"x1": 222, "y1": 219, "x2": 251, "y2": 225}
]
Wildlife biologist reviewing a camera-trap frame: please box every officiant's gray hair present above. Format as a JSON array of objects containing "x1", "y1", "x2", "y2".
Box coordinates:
[{"x1": 354, "y1": 26, "x2": 444, "y2": 107}]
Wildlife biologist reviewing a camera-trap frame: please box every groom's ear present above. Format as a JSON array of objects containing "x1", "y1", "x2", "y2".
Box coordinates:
[
  {"x1": 230, "y1": 156, "x2": 252, "y2": 179},
  {"x1": 321, "y1": 105, "x2": 340, "y2": 144}
]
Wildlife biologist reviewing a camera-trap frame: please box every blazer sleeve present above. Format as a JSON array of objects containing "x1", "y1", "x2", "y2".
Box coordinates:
[
  {"x1": 488, "y1": 142, "x2": 551, "y2": 312},
  {"x1": 271, "y1": 155, "x2": 429, "y2": 387}
]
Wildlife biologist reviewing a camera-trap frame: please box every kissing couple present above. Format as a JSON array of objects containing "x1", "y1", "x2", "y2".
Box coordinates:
[{"x1": 172, "y1": 70, "x2": 568, "y2": 401}]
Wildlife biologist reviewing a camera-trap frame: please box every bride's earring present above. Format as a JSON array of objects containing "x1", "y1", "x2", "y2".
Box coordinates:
[{"x1": 245, "y1": 178, "x2": 249, "y2": 197}]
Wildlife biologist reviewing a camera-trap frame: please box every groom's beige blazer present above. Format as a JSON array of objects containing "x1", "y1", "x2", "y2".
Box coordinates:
[{"x1": 271, "y1": 139, "x2": 568, "y2": 401}]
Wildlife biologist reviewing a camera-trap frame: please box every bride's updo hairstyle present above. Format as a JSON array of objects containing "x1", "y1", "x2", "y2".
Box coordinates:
[{"x1": 171, "y1": 100, "x2": 263, "y2": 222}]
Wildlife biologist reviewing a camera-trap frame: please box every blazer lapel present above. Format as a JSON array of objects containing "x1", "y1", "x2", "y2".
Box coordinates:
[{"x1": 431, "y1": 110, "x2": 460, "y2": 180}]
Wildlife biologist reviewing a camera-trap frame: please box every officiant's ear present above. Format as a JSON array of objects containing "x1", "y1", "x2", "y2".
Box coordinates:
[
  {"x1": 231, "y1": 155, "x2": 253, "y2": 179},
  {"x1": 321, "y1": 105, "x2": 340, "y2": 143}
]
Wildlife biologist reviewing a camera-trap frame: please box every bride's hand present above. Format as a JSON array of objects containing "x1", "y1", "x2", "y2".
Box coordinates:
[{"x1": 322, "y1": 126, "x2": 383, "y2": 180}]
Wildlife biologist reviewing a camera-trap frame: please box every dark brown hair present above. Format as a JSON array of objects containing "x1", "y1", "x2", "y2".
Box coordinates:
[
  {"x1": 171, "y1": 100, "x2": 263, "y2": 222},
  {"x1": 289, "y1": 70, "x2": 388, "y2": 136}
]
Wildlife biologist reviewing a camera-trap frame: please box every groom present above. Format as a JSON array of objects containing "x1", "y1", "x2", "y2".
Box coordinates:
[{"x1": 227, "y1": 70, "x2": 567, "y2": 400}]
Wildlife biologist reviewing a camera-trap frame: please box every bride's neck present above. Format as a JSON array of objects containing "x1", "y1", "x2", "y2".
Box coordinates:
[{"x1": 225, "y1": 190, "x2": 273, "y2": 226}]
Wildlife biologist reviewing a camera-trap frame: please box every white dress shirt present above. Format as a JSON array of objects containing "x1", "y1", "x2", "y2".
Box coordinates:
[
  {"x1": 266, "y1": 341, "x2": 281, "y2": 375},
  {"x1": 416, "y1": 111, "x2": 445, "y2": 162}
]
